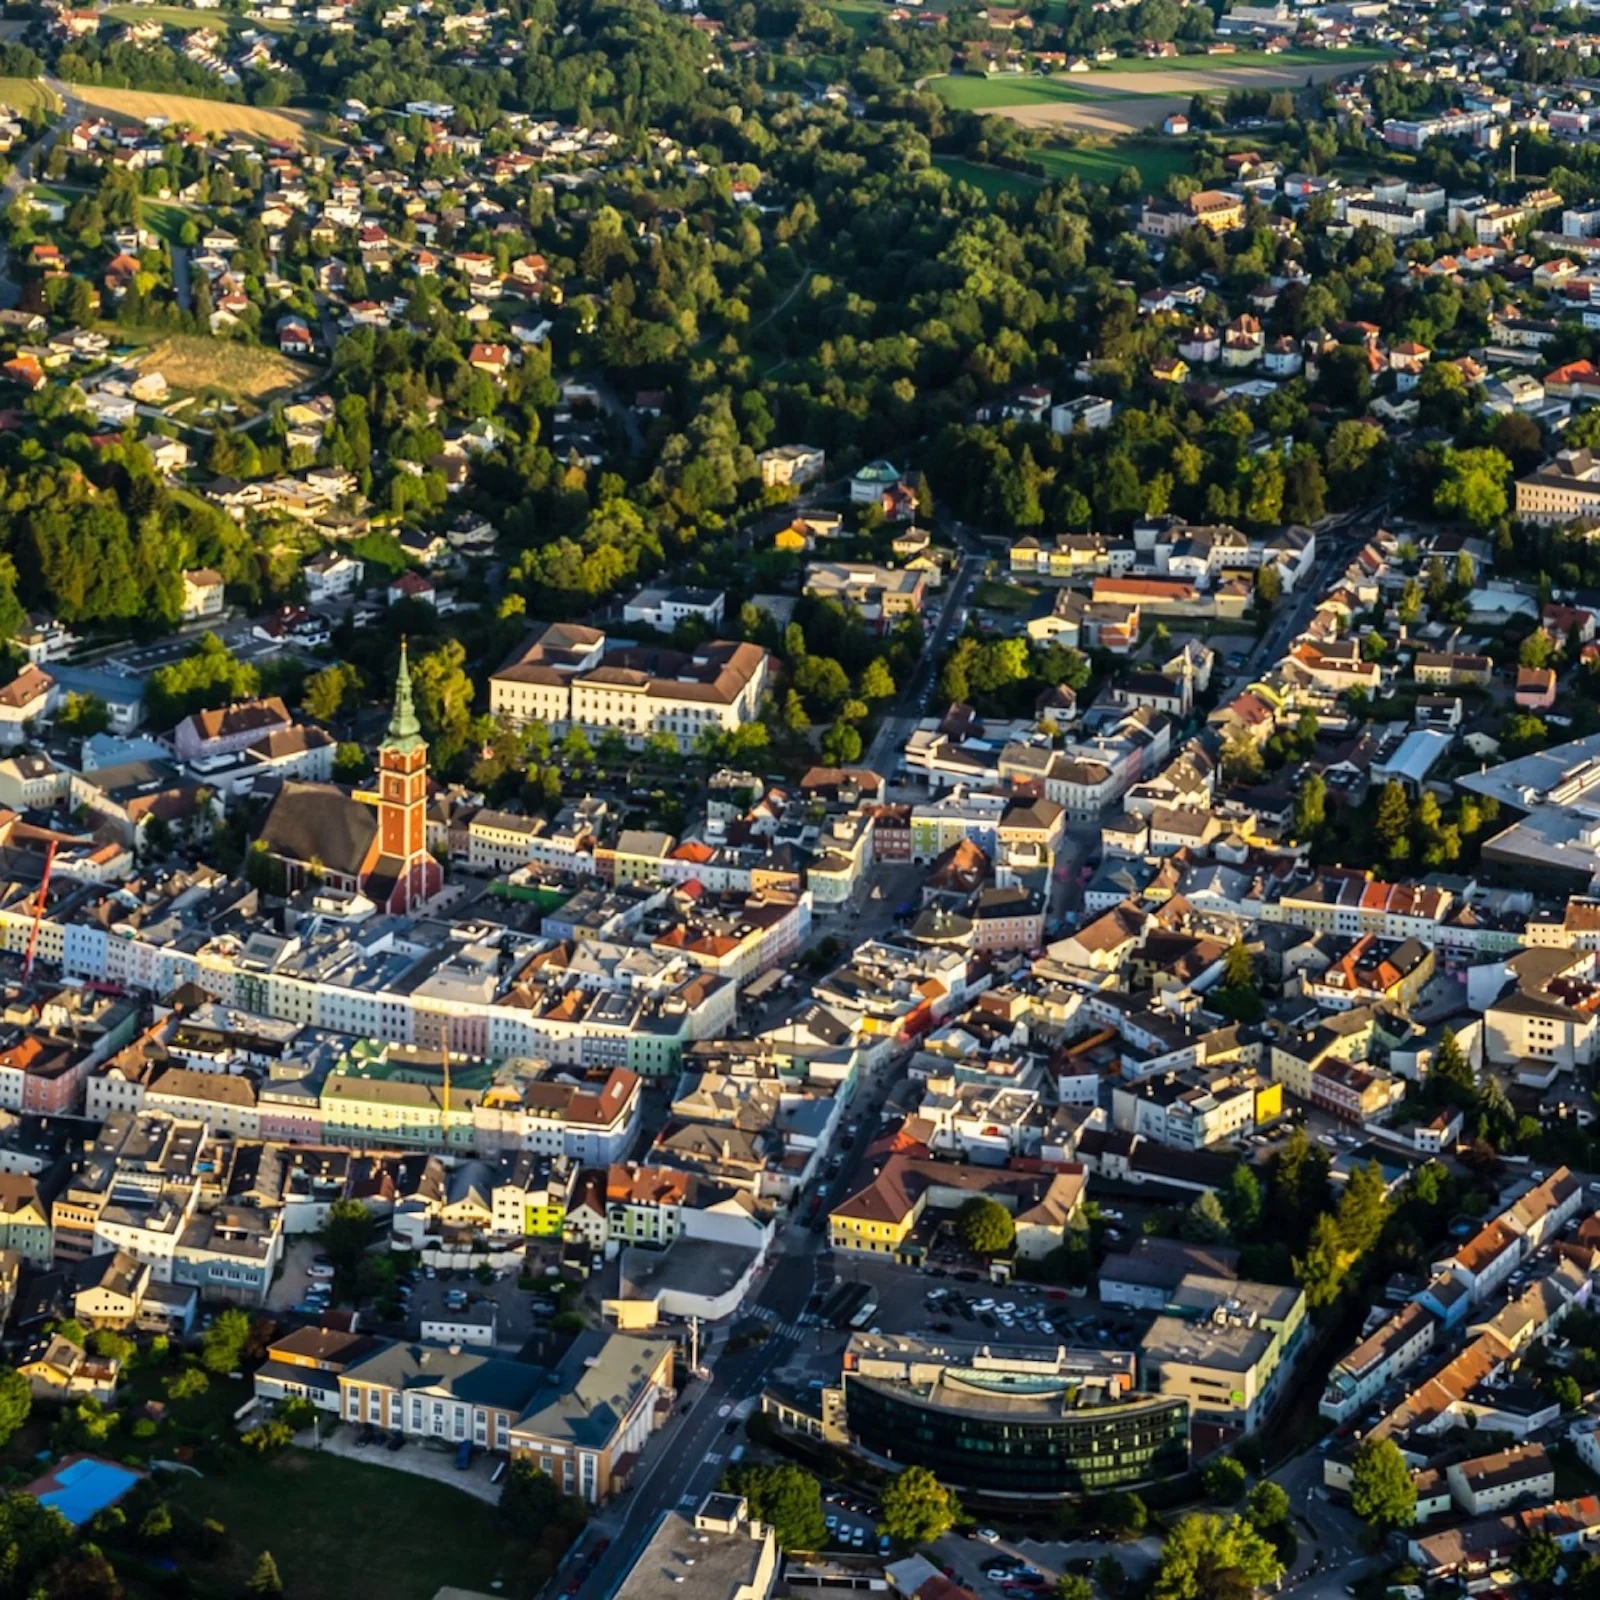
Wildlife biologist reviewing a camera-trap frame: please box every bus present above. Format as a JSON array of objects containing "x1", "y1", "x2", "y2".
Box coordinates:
[{"x1": 847, "y1": 1294, "x2": 880, "y2": 1331}]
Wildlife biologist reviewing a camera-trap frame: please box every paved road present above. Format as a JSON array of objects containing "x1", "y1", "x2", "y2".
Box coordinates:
[
  {"x1": 567, "y1": 1039, "x2": 909, "y2": 1600},
  {"x1": 171, "y1": 241, "x2": 192, "y2": 312},
  {"x1": 866, "y1": 524, "x2": 985, "y2": 774}
]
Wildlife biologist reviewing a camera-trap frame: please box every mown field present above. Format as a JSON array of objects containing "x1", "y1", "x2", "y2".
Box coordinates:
[
  {"x1": 934, "y1": 136, "x2": 1191, "y2": 196},
  {"x1": 61, "y1": 84, "x2": 317, "y2": 142},
  {"x1": 0, "y1": 76, "x2": 61, "y2": 114}
]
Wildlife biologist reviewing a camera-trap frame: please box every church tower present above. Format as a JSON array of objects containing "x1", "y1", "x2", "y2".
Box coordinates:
[{"x1": 376, "y1": 641, "x2": 439, "y2": 913}]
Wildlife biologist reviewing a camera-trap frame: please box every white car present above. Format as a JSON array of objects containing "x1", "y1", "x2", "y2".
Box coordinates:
[
  {"x1": 307, "y1": 1264, "x2": 335, "y2": 1280},
  {"x1": 977, "y1": 1528, "x2": 1001, "y2": 1545}
]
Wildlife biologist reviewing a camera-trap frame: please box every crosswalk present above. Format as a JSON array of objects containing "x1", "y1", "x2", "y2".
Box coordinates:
[{"x1": 746, "y1": 1305, "x2": 810, "y2": 1340}]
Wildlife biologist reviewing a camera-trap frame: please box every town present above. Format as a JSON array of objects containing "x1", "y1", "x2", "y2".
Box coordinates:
[{"x1": 3, "y1": 0, "x2": 1600, "y2": 1599}]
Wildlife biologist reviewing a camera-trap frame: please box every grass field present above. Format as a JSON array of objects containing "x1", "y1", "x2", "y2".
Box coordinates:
[
  {"x1": 935, "y1": 136, "x2": 1191, "y2": 195},
  {"x1": 0, "y1": 76, "x2": 60, "y2": 114},
  {"x1": 106, "y1": 3, "x2": 232, "y2": 27},
  {"x1": 178, "y1": 1449, "x2": 537, "y2": 1600},
  {"x1": 1096, "y1": 44, "x2": 1389, "y2": 72},
  {"x1": 933, "y1": 74, "x2": 1119, "y2": 109},
  {"x1": 933, "y1": 51, "x2": 1376, "y2": 131},
  {"x1": 822, "y1": 0, "x2": 884, "y2": 36},
  {"x1": 63, "y1": 84, "x2": 317, "y2": 143},
  {"x1": 934, "y1": 155, "x2": 1042, "y2": 199},
  {"x1": 1033, "y1": 139, "x2": 1192, "y2": 187},
  {"x1": 143, "y1": 333, "x2": 316, "y2": 404}
]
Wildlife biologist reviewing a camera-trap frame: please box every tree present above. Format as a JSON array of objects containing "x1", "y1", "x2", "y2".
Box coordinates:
[
  {"x1": 879, "y1": 1466, "x2": 960, "y2": 1548},
  {"x1": 1515, "y1": 1530, "x2": 1560, "y2": 1586},
  {"x1": 1294, "y1": 772, "x2": 1326, "y2": 839},
  {"x1": 1254, "y1": 563, "x2": 1281, "y2": 610},
  {"x1": 1152, "y1": 1514, "x2": 1283, "y2": 1600},
  {"x1": 0, "y1": 1366, "x2": 29, "y2": 1446},
  {"x1": 1057, "y1": 1576, "x2": 1094, "y2": 1600},
  {"x1": 727, "y1": 1463, "x2": 827, "y2": 1552},
  {"x1": 1202, "y1": 1456, "x2": 1247, "y2": 1504},
  {"x1": 957, "y1": 1195, "x2": 1015, "y2": 1256},
  {"x1": 1374, "y1": 780, "x2": 1411, "y2": 864},
  {"x1": 1336, "y1": 1161, "x2": 1390, "y2": 1258},
  {"x1": 146, "y1": 635, "x2": 260, "y2": 726},
  {"x1": 1434, "y1": 446, "x2": 1513, "y2": 530},
  {"x1": 320, "y1": 1198, "x2": 378, "y2": 1282},
  {"x1": 302, "y1": 662, "x2": 361, "y2": 722},
  {"x1": 1293, "y1": 1212, "x2": 1347, "y2": 1309},
  {"x1": 1349, "y1": 1436, "x2": 1417, "y2": 1534},
  {"x1": 1223, "y1": 1166, "x2": 1263, "y2": 1235},
  {"x1": 858, "y1": 658, "x2": 896, "y2": 701},
  {"x1": 1098, "y1": 1490, "x2": 1148, "y2": 1539},
  {"x1": 247, "y1": 1551, "x2": 283, "y2": 1598},
  {"x1": 820, "y1": 722, "x2": 863, "y2": 765},
  {"x1": 1552, "y1": 1373, "x2": 1583, "y2": 1412},
  {"x1": 1246, "y1": 1479, "x2": 1289, "y2": 1532},
  {"x1": 201, "y1": 1307, "x2": 252, "y2": 1376},
  {"x1": 1180, "y1": 1191, "x2": 1232, "y2": 1244}
]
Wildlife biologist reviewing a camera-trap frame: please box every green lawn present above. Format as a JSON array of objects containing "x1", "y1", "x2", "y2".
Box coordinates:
[
  {"x1": 974, "y1": 578, "x2": 1041, "y2": 612},
  {"x1": 143, "y1": 201, "x2": 192, "y2": 244},
  {"x1": 933, "y1": 155, "x2": 1042, "y2": 200},
  {"x1": 177, "y1": 1446, "x2": 540, "y2": 1600},
  {"x1": 931, "y1": 73, "x2": 1117, "y2": 109},
  {"x1": 0, "y1": 76, "x2": 60, "y2": 115}
]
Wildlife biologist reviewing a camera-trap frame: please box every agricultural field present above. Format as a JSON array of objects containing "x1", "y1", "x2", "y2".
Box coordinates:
[
  {"x1": 933, "y1": 73, "x2": 1113, "y2": 110},
  {"x1": 105, "y1": 3, "x2": 236, "y2": 27},
  {"x1": 141, "y1": 333, "x2": 317, "y2": 407},
  {"x1": 1095, "y1": 44, "x2": 1389, "y2": 72},
  {"x1": 0, "y1": 77, "x2": 61, "y2": 115},
  {"x1": 933, "y1": 51, "x2": 1374, "y2": 132},
  {"x1": 61, "y1": 85, "x2": 318, "y2": 143}
]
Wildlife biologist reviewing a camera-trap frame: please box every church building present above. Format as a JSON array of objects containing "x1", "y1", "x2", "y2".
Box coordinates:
[{"x1": 255, "y1": 643, "x2": 443, "y2": 914}]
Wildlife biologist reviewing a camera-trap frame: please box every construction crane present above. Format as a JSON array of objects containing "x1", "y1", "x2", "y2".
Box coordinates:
[{"x1": 23, "y1": 838, "x2": 57, "y2": 979}]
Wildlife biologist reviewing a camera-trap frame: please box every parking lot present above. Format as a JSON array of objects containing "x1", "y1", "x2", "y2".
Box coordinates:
[
  {"x1": 822, "y1": 1487, "x2": 886, "y2": 1558},
  {"x1": 404, "y1": 1268, "x2": 558, "y2": 1353},
  {"x1": 825, "y1": 1258, "x2": 1151, "y2": 1347}
]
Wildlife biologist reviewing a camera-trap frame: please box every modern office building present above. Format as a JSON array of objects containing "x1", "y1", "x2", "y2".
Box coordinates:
[{"x1": 832, "y1": 1333, "x2": 1189, "y2": 1498}]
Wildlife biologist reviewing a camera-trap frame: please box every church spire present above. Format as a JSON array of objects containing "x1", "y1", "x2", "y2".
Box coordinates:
[{"x1": 385, "y1": 639, "x2": 424, "y2": 754}]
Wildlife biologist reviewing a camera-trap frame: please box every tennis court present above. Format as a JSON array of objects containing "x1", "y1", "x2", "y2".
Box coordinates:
[{"x1": 26, "y1": 1455, "x2": 143, "y2": 1525}]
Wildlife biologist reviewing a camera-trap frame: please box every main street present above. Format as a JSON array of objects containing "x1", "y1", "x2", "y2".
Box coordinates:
[{"x1": 567, "y1": 1011, "x2": 907, "y2": 1600}]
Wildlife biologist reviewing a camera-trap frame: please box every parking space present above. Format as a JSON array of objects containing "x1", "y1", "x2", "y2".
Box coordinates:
[
  {"x1": 266, "y1": 1236, "x2": 334, "y2": 1315},
  {"x1": 302, "y1": 1420, "x2": 503, "y2": 1504},
  {"x1": 822, "y1": 1487, "x2": 884, "y2": 1559},
  {"x1": 405, "y1": 1267, "x2": 555, "y2": 1352}
]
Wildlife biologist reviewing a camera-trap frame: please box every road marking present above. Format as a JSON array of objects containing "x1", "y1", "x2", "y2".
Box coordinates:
[{"x1": 703, "y1": 1452, "x2": 723, "y2": 1466}]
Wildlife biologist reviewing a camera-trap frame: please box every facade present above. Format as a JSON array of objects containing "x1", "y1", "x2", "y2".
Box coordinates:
[{"x1": 490, "y1": 627, "x2": 768, "y2": 753}]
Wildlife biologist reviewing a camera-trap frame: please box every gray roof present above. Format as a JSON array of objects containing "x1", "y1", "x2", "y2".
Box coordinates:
[
  {"x1": 512, "y1": 1330, "x2": 676, "y2": 1448},
  {"x1": 343, "y1": 1342, "x2": 547, "y2": 1413},
  {"x1": 258, "y1": 781, "x2": 377, "y2": 878}
]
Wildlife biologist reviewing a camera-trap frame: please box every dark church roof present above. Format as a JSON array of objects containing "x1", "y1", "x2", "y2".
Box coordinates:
[{"x1": 257, "y1": 782, "x2": 376, "y2": 879}]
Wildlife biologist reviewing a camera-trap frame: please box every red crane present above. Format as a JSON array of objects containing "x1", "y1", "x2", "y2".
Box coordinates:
[{"x1": 23, "y1": 838, "x2": 57, "y2": 978}]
